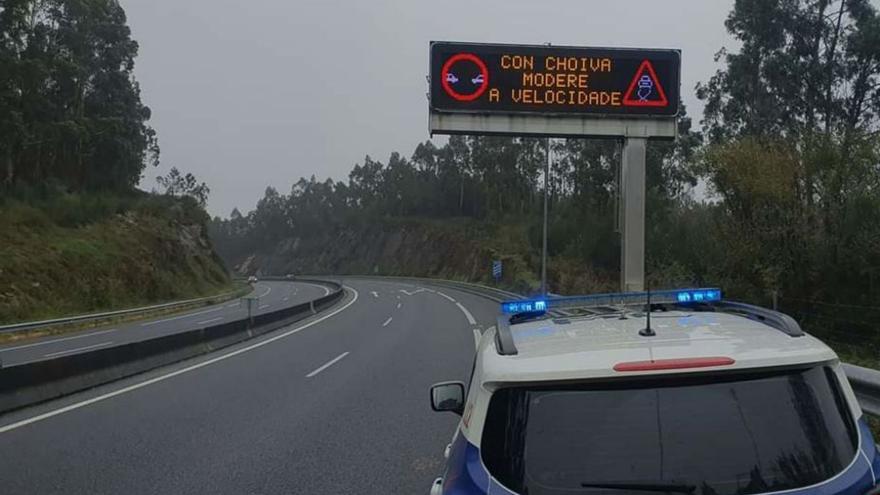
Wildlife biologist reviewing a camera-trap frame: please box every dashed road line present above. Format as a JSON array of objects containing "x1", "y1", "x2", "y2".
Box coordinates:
[
  {"x1": 259, "y1": 304, "x2": 270, "y2": 310},
  {"x1": 371, "y1": 291, "x2": 379, "y2": 298},
  {"x1": 197, "y1": 317, "x2": 223, "y2": 325},
  {"x1": 382, "y1": 317, "x2": 393, "y2": 327},
  {"x1": 141, "y1": 306, "x2": 224, "y2": 326},
  {"x1": 396, "y1": 302, "x2": 401, "y2": 309},
  {"x1": 44, "y1": 341, "x2": 114, "y2": 358},
  {"x1": 306, "y1": 352, "x2": 350, "y2": 378},
  {"x1": 0, "y1": 286, "x2": 360, "y2": 434},
  {"x1": 0, "y1": 329, "x2": 117, "y2": 352}
]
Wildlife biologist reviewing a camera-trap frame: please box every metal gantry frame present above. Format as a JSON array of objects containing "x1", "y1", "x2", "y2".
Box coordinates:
[{"x1": 431, "y1": 112, "x2": 676, "y2": 292}]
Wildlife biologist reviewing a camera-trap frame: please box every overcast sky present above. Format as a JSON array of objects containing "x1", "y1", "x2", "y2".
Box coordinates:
[{"x1": 121, "y1": 0, "x2": 735, "y2": 217}]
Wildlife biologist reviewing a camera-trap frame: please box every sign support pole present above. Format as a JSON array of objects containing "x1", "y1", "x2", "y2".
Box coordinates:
[
  {"x1": 541, "y1": 138, "x2": 550, "y2": 295},
  {"x1": 620, "y1": 137, "x2": 646, "y2": 292}
]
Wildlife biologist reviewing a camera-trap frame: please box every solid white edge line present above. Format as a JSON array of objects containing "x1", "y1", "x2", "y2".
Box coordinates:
[
  {"x1": 298, "y1": 282, "x2": 332, "y2": 297},
  {"x1": 44, "y1": 341, "x2": 114, "y2": 358},
  {"x1": 305, "y1": 351, "x2": 350, "y2": 378},
  {"x1": 259, "y1": 304, "x2": 270, "y2": 310},
  {"x1": 0, "y1": 286, "x2": 360, "y2": 435},
  {"x1": 473, "y1": 329, "x2": 482, "y2": 350},
  {"x1": 382, "y1": 317, "x2": 393, "y2": 327},
  {"x1": 456, "y1": 302, "x2": 477, "y2": 325},
  {"x1": 196, "y1": 317, "x2": 224, "y2": 325},
  {"x1": 0, "y1": 328, "x2": 117, "y2": 353},
  {"x1": 435, "y1": 291, "x2": 456, "y2": 303}
]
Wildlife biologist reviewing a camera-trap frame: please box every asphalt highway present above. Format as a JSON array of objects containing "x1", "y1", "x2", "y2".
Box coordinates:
[
  {"x1": 0, "y1": 280, "x2": 330, "y2": 366},
  {"x1": 0, "y1": 277, "x2": 499, "y2": 494}
]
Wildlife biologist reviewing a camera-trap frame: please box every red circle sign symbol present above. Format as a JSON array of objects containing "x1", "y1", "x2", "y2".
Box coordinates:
[{"x1": 441, "y1": 53, "x2": 489, "y2": 102}]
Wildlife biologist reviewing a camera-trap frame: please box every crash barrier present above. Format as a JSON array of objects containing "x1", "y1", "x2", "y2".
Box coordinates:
[
  {"x1": 0, "y1": 288, "x2": 248, "y2": 334},
  {"x1": 842, "y1": 363, "x2": 880, "y2": 416},
  {"x1": 0, "y1": 279, "x2": 344, "y2": 414}
]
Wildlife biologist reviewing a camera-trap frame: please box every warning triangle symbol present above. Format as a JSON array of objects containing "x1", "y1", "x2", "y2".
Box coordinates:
[{"x1": 623, "y1": 60, "x2": 669, "y2": 107}]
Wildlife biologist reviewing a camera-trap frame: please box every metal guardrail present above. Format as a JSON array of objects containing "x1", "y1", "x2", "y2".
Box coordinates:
[
  {"x1": 842, "y1": 364, "x2": 880, "y2": 416},
  {"x1": 0, "y1": 288, "x2": 248, "y2": 334},
  {"x1": 0, "y1": 278, "x2": 346, "y2": 414}
]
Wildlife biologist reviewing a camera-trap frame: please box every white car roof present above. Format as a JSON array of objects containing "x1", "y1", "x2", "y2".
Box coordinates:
[{"x1": 477, "y1": 310, "x2": 837, "y2": 384}]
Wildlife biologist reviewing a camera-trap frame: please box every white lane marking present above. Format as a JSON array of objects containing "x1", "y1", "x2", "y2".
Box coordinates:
[
  {"x1": 435, "y1": 291, "x2": 456, "y2": 303},
  {"x1": 382, "y1": 317, "x2": 393, "y2": 327},
  {"x1": 306, "y1": 352, "x2": 350, "y2": 378},
  {"x1": 371, "y1": 291, "x2": 379, "y2": 298},
  {"x1": 259, "y1": 304, "x2": 270, "y2": 310},
  {"x1": 197, "y1": 317, "x2": 223, "y2": 325},
  {"x1": 298, "y1": 283, "x2": 331, "y2": 297},
  {"x1": 456, "y1": 302, "x2": 477, "y2": 325},
  {"x1": 0, "y1": 287, "x2": 360, "y2": 434},
  {"x1": 396, "y1": 302, "x2": 401, "y2": 309},
  {"x1": 44, "y1": 341, "x2": 114, "y2": 358},
  {"x1": 226, "y1": 303, "x2": 238, "y2": 308},
  {"x1": 473, "y1": 328, "x2": 482, "y2": 350},
  {"x1": 282, "y1": 297, "x2": 289, "y2": 302},
  {"x1": 259, "y1": 285, "x2": 272, "y2": 298},
  {"x1": 141, "y1": 305, "x2": 223, "y2": 326},
  {"x1": 398, "y1": 288, "x2": 426, "y2": 296},
  {"x1": 0, "y1": 329, "x2": 117, "y2": 352}
]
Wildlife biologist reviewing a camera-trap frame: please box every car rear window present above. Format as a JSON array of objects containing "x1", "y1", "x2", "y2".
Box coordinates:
[{"x1": 481, "y1": 366, "x2": 857, "y2": 495}]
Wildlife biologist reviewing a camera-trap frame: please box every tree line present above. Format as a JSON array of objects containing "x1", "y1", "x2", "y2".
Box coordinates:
[
  {"x1": 0, "y1": 0, "x2": 158, "y2": 194},
  {"x1": 212, "y1": 0, "x2": 880, "y2": 351}
]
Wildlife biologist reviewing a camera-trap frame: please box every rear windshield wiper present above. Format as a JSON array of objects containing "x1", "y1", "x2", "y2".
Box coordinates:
[{"x1": 579, "y1": 482, "x2": 696, "y2": 494}]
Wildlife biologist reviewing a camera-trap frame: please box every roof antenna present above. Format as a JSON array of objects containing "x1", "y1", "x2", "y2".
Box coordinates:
[{"x1": 639, "y1": 288, "x2": 656, "y2": 337}]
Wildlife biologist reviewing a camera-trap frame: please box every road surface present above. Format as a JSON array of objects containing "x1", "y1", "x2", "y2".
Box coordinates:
[
  {"x1": 0, "y1": 278, "x2": 497, "y2": 494},
  {"x1": 0, "y1": 280, "x2": 330, "y2": 366}
]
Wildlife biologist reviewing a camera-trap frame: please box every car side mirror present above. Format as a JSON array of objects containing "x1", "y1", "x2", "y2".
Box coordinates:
[{"x1": 430, "y1": 381, "x2": 465, "y2": 415}]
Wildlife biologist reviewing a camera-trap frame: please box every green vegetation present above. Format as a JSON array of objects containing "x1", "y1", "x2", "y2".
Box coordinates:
[
  {"x1": 0, "y1": 0, "x2": 157, "y2": 192},
  {"x1": 0, "y1": 191, "x2": 231, "y2": 324},
  {"x1": 0, "y1": 1, "x2": 228, "y2": 324},
  {"x1": 212, "y1": 0, "x2": 880, "y2": 359}
]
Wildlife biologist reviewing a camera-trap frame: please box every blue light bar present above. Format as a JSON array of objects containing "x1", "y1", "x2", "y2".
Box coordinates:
[
  {"x1": 675, "y1": 288, "x2": 722, "y2": 303},
  {"x1": 501, "y1": 300, "x2": 547, "y2": 315},
  {"x1": 500, "y1": 288, "x2": 722, "y2": 315}
]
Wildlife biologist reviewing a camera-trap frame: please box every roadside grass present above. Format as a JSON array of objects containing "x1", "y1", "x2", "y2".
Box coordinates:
[
  {"x1": 868, "y1": 416, "x2": 880, "y2": 441},
  {"x1": 0, "y1": 193, "x2": 232, "y2": 325}
]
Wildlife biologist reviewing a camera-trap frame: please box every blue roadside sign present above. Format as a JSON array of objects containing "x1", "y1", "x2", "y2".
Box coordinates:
[{"x1": 492, "y1": 260, "x2": 503, "y2": 281}]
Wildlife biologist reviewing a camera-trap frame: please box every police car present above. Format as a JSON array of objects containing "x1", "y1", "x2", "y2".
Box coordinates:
[{"x1": 429, "y1": 288, "x2": 880, "y2": 495}]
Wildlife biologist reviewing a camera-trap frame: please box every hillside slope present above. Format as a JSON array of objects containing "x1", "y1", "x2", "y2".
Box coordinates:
[
  {"x1": 0, "y1": 195, "x2": 231, "y2": 324},
  {"x1": 229, "y1": 218, "x2": 526, "y2": 285},
  {"x1": 221, "y1": 217, "x2": 622, "y2": 296}
]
